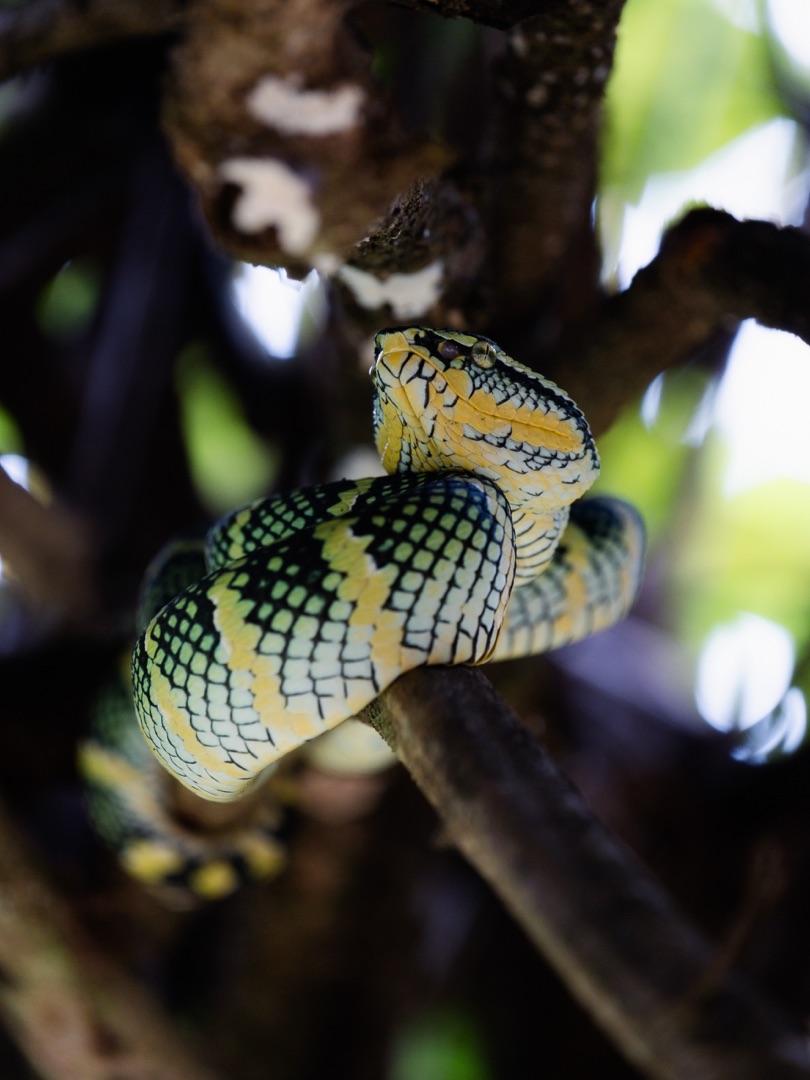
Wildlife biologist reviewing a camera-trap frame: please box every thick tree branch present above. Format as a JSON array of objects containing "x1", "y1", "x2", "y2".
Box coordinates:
[
  {"x1": 163, "y1": 0, "x2": 449, "y2": 272},
  {"x1": 361, "y1": 666, "x2": 810, "y2": 1080},
  {"x1": 333, "y1": 178, "x2": 488, "y2": 332},
  {"x1": 486, "y1": 0, "x2": 625, "y2": 340},
  {"x1": 0, "y1": 0, "x2": 184, "y2": 81},
  {"x1": 560, "y1": 209, "x2": 810, "y2": 434}
]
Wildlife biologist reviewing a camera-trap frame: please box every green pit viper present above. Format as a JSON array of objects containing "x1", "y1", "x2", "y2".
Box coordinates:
[{"x1": 81, "y1": 326, "x2": 645, "y2": 900}]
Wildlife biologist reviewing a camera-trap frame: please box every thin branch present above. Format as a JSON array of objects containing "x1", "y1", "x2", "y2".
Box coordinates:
[
  {"x1": 360, "y1": 665, "x2": 810, "y2": 1080},
  {"x1": 0, "y1": 462, "x2": 96, "y2": 634},
  {"x1": 0, "y1": 0, "x2": 185, "y2": 82},
  {"x1": 0, "y1": 797, "x2": 221, "y2": 1080},
  {"x1": 559, "y1": 208, "x2": 810, "y2": 434}
]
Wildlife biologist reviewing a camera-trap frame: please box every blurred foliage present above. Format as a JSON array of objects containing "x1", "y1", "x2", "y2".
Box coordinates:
[
  {"x1": 390, "y1": 1009, "x2": 491, "y2": 1080},
  {"x1": 0, "y1": 406, "x2": 23, "y2": 456},
  {"x1": 675, "y1": 469, "x2": 810, "y2": 650},
  {"x1": 594, "y1": 366, "x2": 713, "y2": 543},
  {"x1": 596, "y1": 0, "x2": 810, "y2": 761},
  {"x1": 37, "y1": 259, "x2": 101, "y2": 341},
  {"x1": 175, "y1": 344, "x2": 278, "y2": 515},
  {"x1": 594, "y1": 308, "x2": 810, "y2": 765},
  {"x1": 603, "y1": 0, "x2": 786, "y2": 198}
]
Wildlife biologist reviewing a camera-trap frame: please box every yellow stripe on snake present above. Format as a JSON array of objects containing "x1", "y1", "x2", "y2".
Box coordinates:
[{"x1": 130, "y1": 326, "x2": 644, "y2": 806}]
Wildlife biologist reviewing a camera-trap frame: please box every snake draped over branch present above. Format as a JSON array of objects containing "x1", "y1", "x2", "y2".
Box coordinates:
[{"x1": 128, "y1": 326, "x2": 645, "y2": 806}]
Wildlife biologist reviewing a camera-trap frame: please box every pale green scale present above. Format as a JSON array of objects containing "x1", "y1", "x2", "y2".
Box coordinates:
[{"x1": 273, "y1": 609, "x2": 294, "y2": 633}]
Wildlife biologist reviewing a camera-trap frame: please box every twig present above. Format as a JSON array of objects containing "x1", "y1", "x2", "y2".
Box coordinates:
[
  {"x1": 360, "y1": 665, "x2": 810, "y2": 1080},
  {"x1": 559, "y1": 208, "x2": 810, "y2": 434},
  {"x1": 0, "y1": 461, "x2": 96, "y2": 631},
  {"x1": 0, "y1": 797, "x2": 221, "y2": 1080}
]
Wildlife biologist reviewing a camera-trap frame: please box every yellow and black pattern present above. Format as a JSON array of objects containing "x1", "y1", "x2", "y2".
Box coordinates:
[
  {"x1": 80, "y1": 658, "x2": 286, "y2": 903},
  {"x1": 491, "y1": 498, "x2": 645, "y2": 661},
  {"x1": 81, "y1": 538, "x2": 287, "y2": 901},
  {"x1": 131, "y1": 326, "x2": 645, "y2": 805},
  {"x1": 133, "y1": 474, "x2": 515, "y2": 801}
]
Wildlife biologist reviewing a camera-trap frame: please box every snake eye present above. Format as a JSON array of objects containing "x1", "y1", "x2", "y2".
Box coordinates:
[
  {"x1": 471, "y1": 340, "x2": 495, "y2": 368},
  {"x1": 438, "y1": 338, "x2": 461, "y2": 360}
]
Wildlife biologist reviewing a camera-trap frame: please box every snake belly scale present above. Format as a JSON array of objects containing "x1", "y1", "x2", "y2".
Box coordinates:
[{"x1": 132, "y1": 327, "x2": 645, "y2": 803}]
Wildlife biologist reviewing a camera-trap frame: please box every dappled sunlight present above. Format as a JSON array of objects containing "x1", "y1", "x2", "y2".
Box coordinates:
[
  {"x1": 695, "y1": 613, "x2": 807, "y2": 762},
  {"x1": 733, "y1": 687, "x2": 807, "y2": 763},
  {"x1": 230, "y1": 263, "x2": 326, "y2": 359},
  {"x1": 595, "y1": 363, "x2": 717, "y2": 541},
  {"x1": 592, "y1": 0, "x2": 810, "y2": 763},
  {"x1": 601, "y1": 0, "x2": 810, "y2": 288},
  {"x1": 606, "y1": 118, "x2": 809, "y2": 287},
  {"x1": 596, "y1": 327, "x2": 810, "y2": 761},
  {"x1": 767, "y1": 0, "x2": 810, "y2": 82},
  {"x1": 696, "y1": 612, "x2": 794, "y2": 732},
  {"x1": 3, "y1": 0, "x2": 810, "y2": 1072},
  {"x1": 714, "y1": 322, "x2": 810, "y2": 495}
]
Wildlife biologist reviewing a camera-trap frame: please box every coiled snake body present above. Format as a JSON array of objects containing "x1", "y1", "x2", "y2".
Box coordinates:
[{"x1": 129, "y1": 327, "x2": 645, "y2": 807}]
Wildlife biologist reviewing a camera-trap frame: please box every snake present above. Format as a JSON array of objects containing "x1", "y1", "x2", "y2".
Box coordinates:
[
  {"x1": 127, "y1": 326, "x2": 645, "y2": 809},
  {"x1": 80, "y1": 539, "x2": 290, "y2": 903}
]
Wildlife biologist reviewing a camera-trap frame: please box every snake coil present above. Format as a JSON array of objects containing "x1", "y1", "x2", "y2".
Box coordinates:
[{"x1": 83, "y1": 327, "x2": 645, "y2": 898}]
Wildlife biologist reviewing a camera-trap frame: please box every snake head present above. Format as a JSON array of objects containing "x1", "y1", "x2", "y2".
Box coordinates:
[{"x1": 372, "y1": 327, "x2": 599, "y2": 510}]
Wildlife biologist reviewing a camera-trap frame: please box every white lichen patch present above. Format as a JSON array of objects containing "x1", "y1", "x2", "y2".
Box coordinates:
[
  {"x1": 337, "y1": 260, "x2": 444, "y2": 318},
  {"x1": 219, "y1": 157, "x2": 319, "y2": 254},
  {"x1": 246, "y1": 75, "x2": 365, "y2": 137},
  {"x1": 312, "y1": 251, "x2": 341, "y2": 276}
]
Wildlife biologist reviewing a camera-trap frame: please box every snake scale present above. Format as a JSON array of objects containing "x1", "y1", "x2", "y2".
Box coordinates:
[{"x1": 83, "y1": 326, "x2": 645, "y2": 898}]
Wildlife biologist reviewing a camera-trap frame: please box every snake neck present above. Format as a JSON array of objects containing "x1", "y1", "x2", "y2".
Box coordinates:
[
  {"x1": 510, "y1": 504, "x2": 569, "y2": 584},
  {"x1": 382, "y1": 452, "x2": 573, "y2": 585}
]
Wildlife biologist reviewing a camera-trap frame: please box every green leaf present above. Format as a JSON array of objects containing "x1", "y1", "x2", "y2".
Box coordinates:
[{"x1": 175, "y1": 345, "x2": 278, "y2": 516}]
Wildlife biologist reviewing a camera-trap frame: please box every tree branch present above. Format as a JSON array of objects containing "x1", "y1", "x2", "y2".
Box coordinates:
[
  {"x1": 559, "y1": 208, "x2": 810, "y2": 434},
  {"x1": 360, "y1": 665, "x2": 810, "y2": 1080},
  {"x1": 0, "y1": 797, "x2": 221, "y2": 1080},
  {"x1": 163, "y1": 0, "x2": 449, "y2": 272},
  {"x1": 486, "y1": 0, "x2": 625, "y2": 340},
  {"x1": 0, "y1": 0, "x2": 185, "y2": 82},
  {"x1": 0, "y1": 462, "x2": 96, "y2": 638}
]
